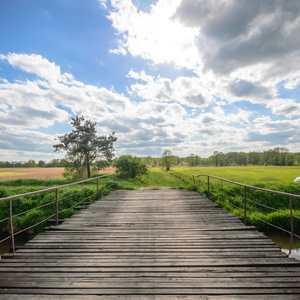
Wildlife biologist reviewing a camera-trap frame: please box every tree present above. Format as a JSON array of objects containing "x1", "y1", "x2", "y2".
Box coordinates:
[
  {"x1": 114, "y1": 155, "x2": 148, "y2": 178},
  {"x1": 53, "y1": 116, "x2": 117, "y2": 178},
  {"x1": 27, "y1": 160, "x2": 36, "y2": 168},
  {"x1": 248, "y1": 151, "x2": 260, "y2": 165},
  {"x1": 38, "y1": 160, "x2": 46, "y2": 168},
  {"x1": 162, "y1": 150, "x2": 173, "y2": 171},
  {"x1": 279, "y1": 147, "x2": 289, "y2": 166},
  {"x1": 212, "y1": 151, "x2": 223, "y2": 167},
  {"x1": 188, "y1": 154, "x2": 196, "y2": 167}
]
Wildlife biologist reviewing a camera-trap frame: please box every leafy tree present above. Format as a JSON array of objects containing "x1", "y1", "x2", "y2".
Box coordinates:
[
  {"x1": 46, "y1": 159, "x2": 70, "y2": 168},
  {"x1": 187, "y1": 154, "x2": 196, "y2": 167},
  {"x1": 248, "y1": 151, "x2": 260, "y2": 165},
  {"x1": 27, "y1": 160, "x2": 36, "y2": 168},
  {"x1": 212, "y1": 151, "x2": 223, "y2": 167},
  {"x1": 53, "y1": 115, "x2": 117, "y2": 178},
  {"x1": 162, "y1": 150, "x2": 173, "y2": 171},
  {"x1": 114, "y1": 155, "x2": 147, "y2": 178},
  {"x1": 38, "y1": 160, "x2": 46, "y2": 168}
]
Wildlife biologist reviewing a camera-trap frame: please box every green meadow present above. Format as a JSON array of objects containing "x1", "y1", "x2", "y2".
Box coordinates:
[{"x1": 168, "y1": 165, "x2": 300, "y2": 185}]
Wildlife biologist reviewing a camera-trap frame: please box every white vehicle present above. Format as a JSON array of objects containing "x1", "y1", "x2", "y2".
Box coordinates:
[{"x1": 294, "y1": 177, "x2": 300, "y2": 183}]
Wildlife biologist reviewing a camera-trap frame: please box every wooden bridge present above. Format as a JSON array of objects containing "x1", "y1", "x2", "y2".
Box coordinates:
[{"x1": 1, "y1": 189, "x2": 300, "y2": 299}]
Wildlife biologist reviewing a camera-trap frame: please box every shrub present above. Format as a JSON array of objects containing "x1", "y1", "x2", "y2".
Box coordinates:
[
  {"x1": 19, "y1": 210, "x2": 46, "y2": 232},
  {"x1": 114, "y1": 155, "x2": 148, "y2": 178}
]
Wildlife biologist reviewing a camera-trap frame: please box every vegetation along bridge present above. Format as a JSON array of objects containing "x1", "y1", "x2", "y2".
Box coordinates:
[{"x1": 1, "y1": 176, "x2": 300, "y2": 298}]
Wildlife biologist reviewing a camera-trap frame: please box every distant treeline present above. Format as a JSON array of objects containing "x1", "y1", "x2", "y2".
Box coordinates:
[
  {"x1": 0, "y1": 159, "x2": 70, "y2": 168},
  {"x1": 1, "y1": 148, "x2": 300, "y2": 168},
  {"x1": 139, "y1": 148, "x2": 300, "y2": 167}
]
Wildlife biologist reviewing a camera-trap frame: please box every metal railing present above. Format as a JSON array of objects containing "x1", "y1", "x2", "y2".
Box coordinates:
[
  {"x1": 192, "y1": 174, "x2": 300, "y2": 256},
  {"x1": 0, "y1": 173, "x2": 116, "y2": 256}
]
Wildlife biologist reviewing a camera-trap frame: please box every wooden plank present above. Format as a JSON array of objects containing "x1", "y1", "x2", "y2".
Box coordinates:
[
  {"x1": 1, "y1": 295, "x2": 300, "y2": 300},
  {"x1": 2, "y1": 288, "x2": 300, "y2": 295},
  {"x1": 2, "y1": 278, "x2": 300, "y2": 288},
  {"x1": 1, "y1": 270, "x2": 300, "y2": 279}
]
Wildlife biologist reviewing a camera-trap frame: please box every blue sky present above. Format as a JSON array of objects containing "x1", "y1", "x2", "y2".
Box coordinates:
[{"x1": 0, "y1": 0, "x2": 300, "y2": 162}]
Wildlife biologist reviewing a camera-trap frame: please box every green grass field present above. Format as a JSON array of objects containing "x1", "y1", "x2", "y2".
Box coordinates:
[
  {"x1": 0, "y1": 171, "x2": 25, "y2": 177},
  {"x1": 166, "y1": 165, "x2": 300, "y2": 185}
]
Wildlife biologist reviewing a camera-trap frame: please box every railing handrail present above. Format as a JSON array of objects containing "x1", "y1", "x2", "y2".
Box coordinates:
[
  {"x1": 192, "y1": 174, "x2": 300, "y2": 199},
  {"x1": 0, "y1": 173, "x2": 115, "y2": 202},
  {"x1": 0, "y1": 172, "x2": 116, "y2": 256},
  {"x1": 192, "y1": 173, "x2": 299, "y2": 256}
]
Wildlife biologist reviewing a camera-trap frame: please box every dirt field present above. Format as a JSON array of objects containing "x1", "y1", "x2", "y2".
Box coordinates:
[{"x1": 0, "y1": 167, "x2": 115, "y2": 180}]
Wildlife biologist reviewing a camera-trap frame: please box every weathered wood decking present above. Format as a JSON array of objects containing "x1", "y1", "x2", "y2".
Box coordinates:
[{"x1": 1, "y1": 189, "x2": 300, "y2": 299}]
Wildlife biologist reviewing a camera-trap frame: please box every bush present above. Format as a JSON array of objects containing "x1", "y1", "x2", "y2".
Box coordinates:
[
  {"x1": 114, "y1": 155, "x2": 148, "y2": 178},
  {"x1": 19, "y1": 210, "x2": 46, "y2": 232}
]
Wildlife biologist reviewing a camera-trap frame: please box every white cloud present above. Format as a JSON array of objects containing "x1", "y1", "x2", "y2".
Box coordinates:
[
  {"x1": 0, "y1": 124, "x2": 55, "y2": 154},
  {"x1": 0, "y1": 53, "x2": 133, "y2": 130},
  {"x1": 0, "y1": 53, "x2": 63, "y2": 82},
  {"x1": 108, "y1": 0, "x2": 201, "y2": 69},
  {"x1": 246, "y1": 118, "x2": 300, "y2": 148},
  {"x1": 267, "y1": 99, "x2": 300, "y2": 117},
  {"x1": 127, "y1": 70, "x2": 212, "y2": 108},
  {"x1": 98, "y1": 0, "x2": 107, "y2": 9}
]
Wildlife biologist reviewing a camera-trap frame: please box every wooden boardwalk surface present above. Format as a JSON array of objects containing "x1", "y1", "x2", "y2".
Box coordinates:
[{"x1": 1, "y1": 189, "x2": 300, "y2": 299}]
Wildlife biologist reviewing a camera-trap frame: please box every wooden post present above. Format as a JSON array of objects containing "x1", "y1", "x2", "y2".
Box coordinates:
[
  {"x1": 9, "y1": 198, "x2": 15, "y2": 256},
  {"x1": 114, "y1": 174, "x2": 116, "y2": 187},
  {"x1": 244, "y1": 186, "x2": 247, "y2": 225},
  {"x1": 55, "y1": 188, "x2": 58, "y2": 226},
  {"x1": 82, "y1": 183, "x2": 84, "y2": 202},
  {"x1": 193, "y1": 175, "x2": 195, "y2": 185},
  {"x1": 289, "y1": 196, "x2": 294, "y2": 256}
]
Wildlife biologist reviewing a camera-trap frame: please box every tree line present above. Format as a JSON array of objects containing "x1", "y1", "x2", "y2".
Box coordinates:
[
  {"x1": 1, "y1": 147, "x2": 300, "y2": 170},
  {"x1": 0, "y1": 158, "x2": 68, "y2": 168},
  {"x1": 138, "y1": 147, "x2": 300, "y2": 167}
]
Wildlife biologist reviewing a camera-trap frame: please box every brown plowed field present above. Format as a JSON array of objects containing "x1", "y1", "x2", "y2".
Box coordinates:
[
  {"x1": 0, "y1": 168, "x2": 65, "y2": 180},
  {"x1": 0, "y1": 167, "x2": 115, "y2": 180}
]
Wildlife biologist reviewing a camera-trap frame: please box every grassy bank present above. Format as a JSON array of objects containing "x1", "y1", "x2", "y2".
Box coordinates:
[
  {"x1": 0, "y1": 174, "x2": 117, "y2": 234},
  {"x1": 173, "y1": 166, "x2": 300, "y2": 235}
]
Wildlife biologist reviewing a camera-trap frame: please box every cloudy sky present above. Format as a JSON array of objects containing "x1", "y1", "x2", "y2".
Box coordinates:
[{"x1": 0, "y1": 0, "x2": 300, "y2": 162}]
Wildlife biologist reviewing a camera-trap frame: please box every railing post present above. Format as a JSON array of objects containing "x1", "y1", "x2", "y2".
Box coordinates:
[
  {"x1": 55, "y1": 188, "x2": 58, "y2": 226},
  {"x1": 221, "y1": 180, "x2": 224, "y2": 198},
  {"x1": 193, "y1": 175, "x2": 195, "y2": 185},
  {"x1": 244, "y1": 186, "x2": 247, "y2": 225},
  {"x1": 82, "y1": 183, "x2": 85, "y2": 202},
  {"x1": 289, "y1": 196, "x2": 294, "y2": 256},
  {"x1": 97, "y1": 177, "x2": 99, "y2": 200},
  {"x1": 207, "y1": 176, "x2": 210, "y2": 199},
  {"x1": 9, "y1": 198, "x2": 15, "y2": 255},
  {"x1": 114, "y1": 174, "x2": 116, "y2": 187}
]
